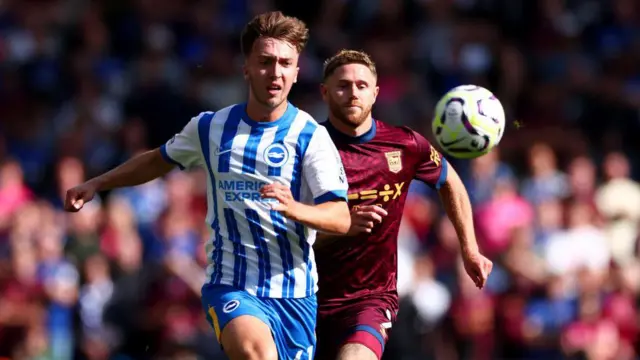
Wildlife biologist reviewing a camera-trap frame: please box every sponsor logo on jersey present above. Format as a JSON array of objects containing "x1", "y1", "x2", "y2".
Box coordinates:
[
  {"x1": 429, "y1": 145, "x2": 442, "y2": 167},
  {"x1": 214, "y1": 147, "x2": 233, "y2": 156},
  {"x1": 218, "y1": 180, "x2": 268, "y2": 201},
  {"x1": 348, "y1": 182, "x2": 406, "y2": 209}
]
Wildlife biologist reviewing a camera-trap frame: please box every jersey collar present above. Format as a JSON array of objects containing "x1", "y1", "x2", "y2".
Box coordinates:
[
  {"x1": 324, "y1": 118, "x2": 377, "y2": 144},
  {"x1": 240, "y1": 102, "x2": 297, "y2": 128}
]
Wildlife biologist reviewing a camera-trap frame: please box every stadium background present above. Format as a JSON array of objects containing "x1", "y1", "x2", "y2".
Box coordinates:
[{"x1": 1, "y1": 0, "x2": 639, "y2": 359}]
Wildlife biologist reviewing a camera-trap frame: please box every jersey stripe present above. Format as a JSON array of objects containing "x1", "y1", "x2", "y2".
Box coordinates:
[
  {"x1": 198, "y1": 112, "x2": 223, "y2": 284},
  {"x1": 291, "y1": 120, "x2": 318, "y2": 296},
  {"x1": 242, "y1": 126, "x2": 265, "y2": 174},
  {"x1": 224, "y1": 208, "x2": 246, "y2": 289},
  {"x1": 268, "y1": 107, "x2": 299, "y2": 177},
  {"x1": 246, "y1": 208, "x2": 271, "y2": 297},
  {"x1": 291, "y1": 121, "x2": 318, "y2": 200},
  {"x1": 271, "y1": 210, "x2": 295, "y2": 297},
  {"x1": 217, "y1": 105, "x2": 243, "y2": 173}
]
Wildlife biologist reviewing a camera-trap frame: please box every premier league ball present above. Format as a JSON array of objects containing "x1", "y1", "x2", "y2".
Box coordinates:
[{"x1": 432, "y1": 85, "x2": 506, "y2": 159}]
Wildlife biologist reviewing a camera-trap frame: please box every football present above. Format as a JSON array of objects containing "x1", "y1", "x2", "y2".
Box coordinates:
[{"x1": 432, "y1": 85, "x2": 506, "y2": 159}]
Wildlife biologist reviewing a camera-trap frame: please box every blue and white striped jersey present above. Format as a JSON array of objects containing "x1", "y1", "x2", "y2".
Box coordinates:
[{"x1": 160, "y1": 103, "x2": 348, "y2": 298}]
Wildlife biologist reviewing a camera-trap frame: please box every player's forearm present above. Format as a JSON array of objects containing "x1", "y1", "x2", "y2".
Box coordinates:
[
  {"x1": 438, "y1": 170, "x2": 479, "y2": 254},
  {"x1": 287, "y1": 201, "x2": 351, "y2": 235},
  {"x1": 90, "y1": 149, "x2": 174, "y2": 191}
]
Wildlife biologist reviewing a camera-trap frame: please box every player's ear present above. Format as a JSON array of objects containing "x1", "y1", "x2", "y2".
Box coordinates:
[
  {"x1": 320, "y1": 83, "x2": 328, "y2": 102},
  {"x1": 373, "y1": 86, "x2": 380, "y2": 103},
  {"x1": 242, "y1": 61, "x2": 249, "y2": 80},
  {"x1": 294, "y1": 67, "x2": 299, "y2": 83}
]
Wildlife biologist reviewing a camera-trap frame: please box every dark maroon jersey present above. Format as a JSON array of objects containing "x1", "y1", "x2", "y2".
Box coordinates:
[{"x1": 315, "y1": 119, "x2": 448, "y2": 311}]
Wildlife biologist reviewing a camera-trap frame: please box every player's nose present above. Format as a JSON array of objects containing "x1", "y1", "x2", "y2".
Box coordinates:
[
  {"x1": 271, "y1": 63, "x2": 284, "y2": 78},
  {"x1": 348, "y1": 85, "x2": 363, "y2": 98},
  {"x1": 264, "y1": 63, "x2": 280, "y2": 78}
]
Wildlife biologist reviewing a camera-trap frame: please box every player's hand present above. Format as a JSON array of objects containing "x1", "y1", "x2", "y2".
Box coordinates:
[
  {"x1": 349, "y1": 205, "x2": 388, "y2": 235},
  {"x1": 461, "y1": 250, "x2": 493, "y2": 289},
  {"x1": 260, "y1": 182, "x2": 295, "y2": 215},
  {"x1": 64, "y1": 181, "x2": 98, "y2": 212}
]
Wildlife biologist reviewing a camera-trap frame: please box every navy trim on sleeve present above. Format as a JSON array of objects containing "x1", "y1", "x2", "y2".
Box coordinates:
[
  {"x1": 434, "y1": 158, "x2": 448, "y2": 190},
  {"x1": 313, "y1": 190, "x2": 348, "y2": 205},
  {"x1": 159, "y1": 144, "x2": 186, "y2": 170}
]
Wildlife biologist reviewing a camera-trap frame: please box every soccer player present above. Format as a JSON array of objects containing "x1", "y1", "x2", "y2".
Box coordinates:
[
  {"x1": 313, "y1": 50, "x2": 494, "y2": 360},
  {"x1": 64, "y1": 12, "x2": 351, "y2": 360}
]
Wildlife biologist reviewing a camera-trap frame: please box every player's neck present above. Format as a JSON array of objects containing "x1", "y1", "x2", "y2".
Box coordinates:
[
  {"x1": 329, "y1": 116, "x2": 373, "y2": 137},
  {"x1": 245, "y1": 100, "x2": 288, "y2": 122}
]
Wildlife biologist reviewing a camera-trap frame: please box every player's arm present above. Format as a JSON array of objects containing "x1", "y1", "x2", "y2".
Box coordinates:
[
  {"x1": 314, "y1": 203, "x2": 388, "y2": 249},
  {"x1": 437, "y1": 165, "x2": 478, "y2": 254},
  {"x1": 261, "y1": 191, "x2": 350, "y2": 235},
  {"x1": 411, "y1": 129, "x2": 492, "y2": 288},
  {"x1": 82, "y1": 149, "x2": 173, "y2": 193},
  {"x1": 410, "y1": 129, "x2": 476, "y2": 251},
  {"x1": 261, "y1": 126, "x2": 351, "y2": 235},
  {"x1": 64, "y1": 114, "x2": 205, "y2": 212}
]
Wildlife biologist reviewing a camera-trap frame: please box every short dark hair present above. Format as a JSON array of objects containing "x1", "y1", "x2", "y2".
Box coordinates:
[
  {"x1": 322, "y1": 49, "x2": 378, "y2": 81},
  {"x1": 240, "y1": 11, "x2": 309, "y2": 57}
]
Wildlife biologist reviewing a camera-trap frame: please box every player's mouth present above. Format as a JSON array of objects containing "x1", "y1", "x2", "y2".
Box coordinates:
[{"x1": 267, "y1": 84, "x2": 282, "y2": 95}]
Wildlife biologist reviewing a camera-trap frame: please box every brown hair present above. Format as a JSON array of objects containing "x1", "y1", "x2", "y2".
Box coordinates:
[
  {"x1": 240, "y1": 11, "x2": 309, "y2": 57},
  {"x1": 322, "y1": 49, "x2": 378, "y2": 81}
]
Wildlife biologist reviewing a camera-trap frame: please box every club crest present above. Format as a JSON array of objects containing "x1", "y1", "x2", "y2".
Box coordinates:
[{"x1": 385, "y1": 151, "x2": 402, "y2": 173}]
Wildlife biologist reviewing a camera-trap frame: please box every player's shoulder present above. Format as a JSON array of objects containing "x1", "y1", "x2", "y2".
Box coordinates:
[
  {"x1": 188, "y1": 104, "x2": 236, "y2": 125},
  {"x1": 292, "y1": 106, "x2": 316, "y2": 122},
  {"x1": 292, "y1": 108, "x2": 330, "y2": 143},
  {"x1": 212, "y1": 103, "x2": 241, "y2": 123},
  {"x1": 216, "y1": 103, "x2": 238, "y2": 116},
  {"x1": 291, "y1": 107, "x2": 322, "y2": 129}
]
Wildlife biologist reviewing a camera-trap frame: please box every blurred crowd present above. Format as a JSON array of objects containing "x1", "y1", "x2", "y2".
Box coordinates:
[
  {"x1": 393, "y1": 147, "x2": 640, "y2": 360},
  {"x1": 1, "y1": 0, "x2": 640, "y2": 359}
]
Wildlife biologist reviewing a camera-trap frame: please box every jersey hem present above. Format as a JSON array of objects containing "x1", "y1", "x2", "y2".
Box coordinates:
[{"x1": 203, "y1": 280, "x2": 318, "y2": 299}]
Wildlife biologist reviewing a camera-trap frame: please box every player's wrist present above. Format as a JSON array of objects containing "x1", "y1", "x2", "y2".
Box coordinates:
[
  {"x1": 461, "y1": 242, "x2": 480, "y2": 257},
  {"x1": 283, "y1": 200, "x2": 303, "y2": 220},
  {"x1": 86, "y1": 177, "x2": 105, "y2": 192}
]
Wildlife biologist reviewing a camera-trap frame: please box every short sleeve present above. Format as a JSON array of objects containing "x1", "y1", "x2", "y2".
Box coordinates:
[
  {"x1": 410, "y1": 129, "x2": 448, "y2": 190},
  {"x1": 159, "y1": 114, "x2": 204, "y2": 170},
  {"x1": 302, "y1": 126, "x2": 348, "y2": 204}
]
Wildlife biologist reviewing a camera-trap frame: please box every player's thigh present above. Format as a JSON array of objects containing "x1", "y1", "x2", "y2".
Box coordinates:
[
  {"x1": 337, "y1": 343, "x2": 378, "y2": 360},
  {"x1": 319, "y1": 302, "x2": 394, "y2": 360},
  {"x1": 221, "y1": 315, "x2": 277, "y2": 360},
  {"x1": 268, "y1": 295, "x2": 317, "y2": 359},
  {"x1": 202, "y1": 284, "x2": 277, "y2": 360}
]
